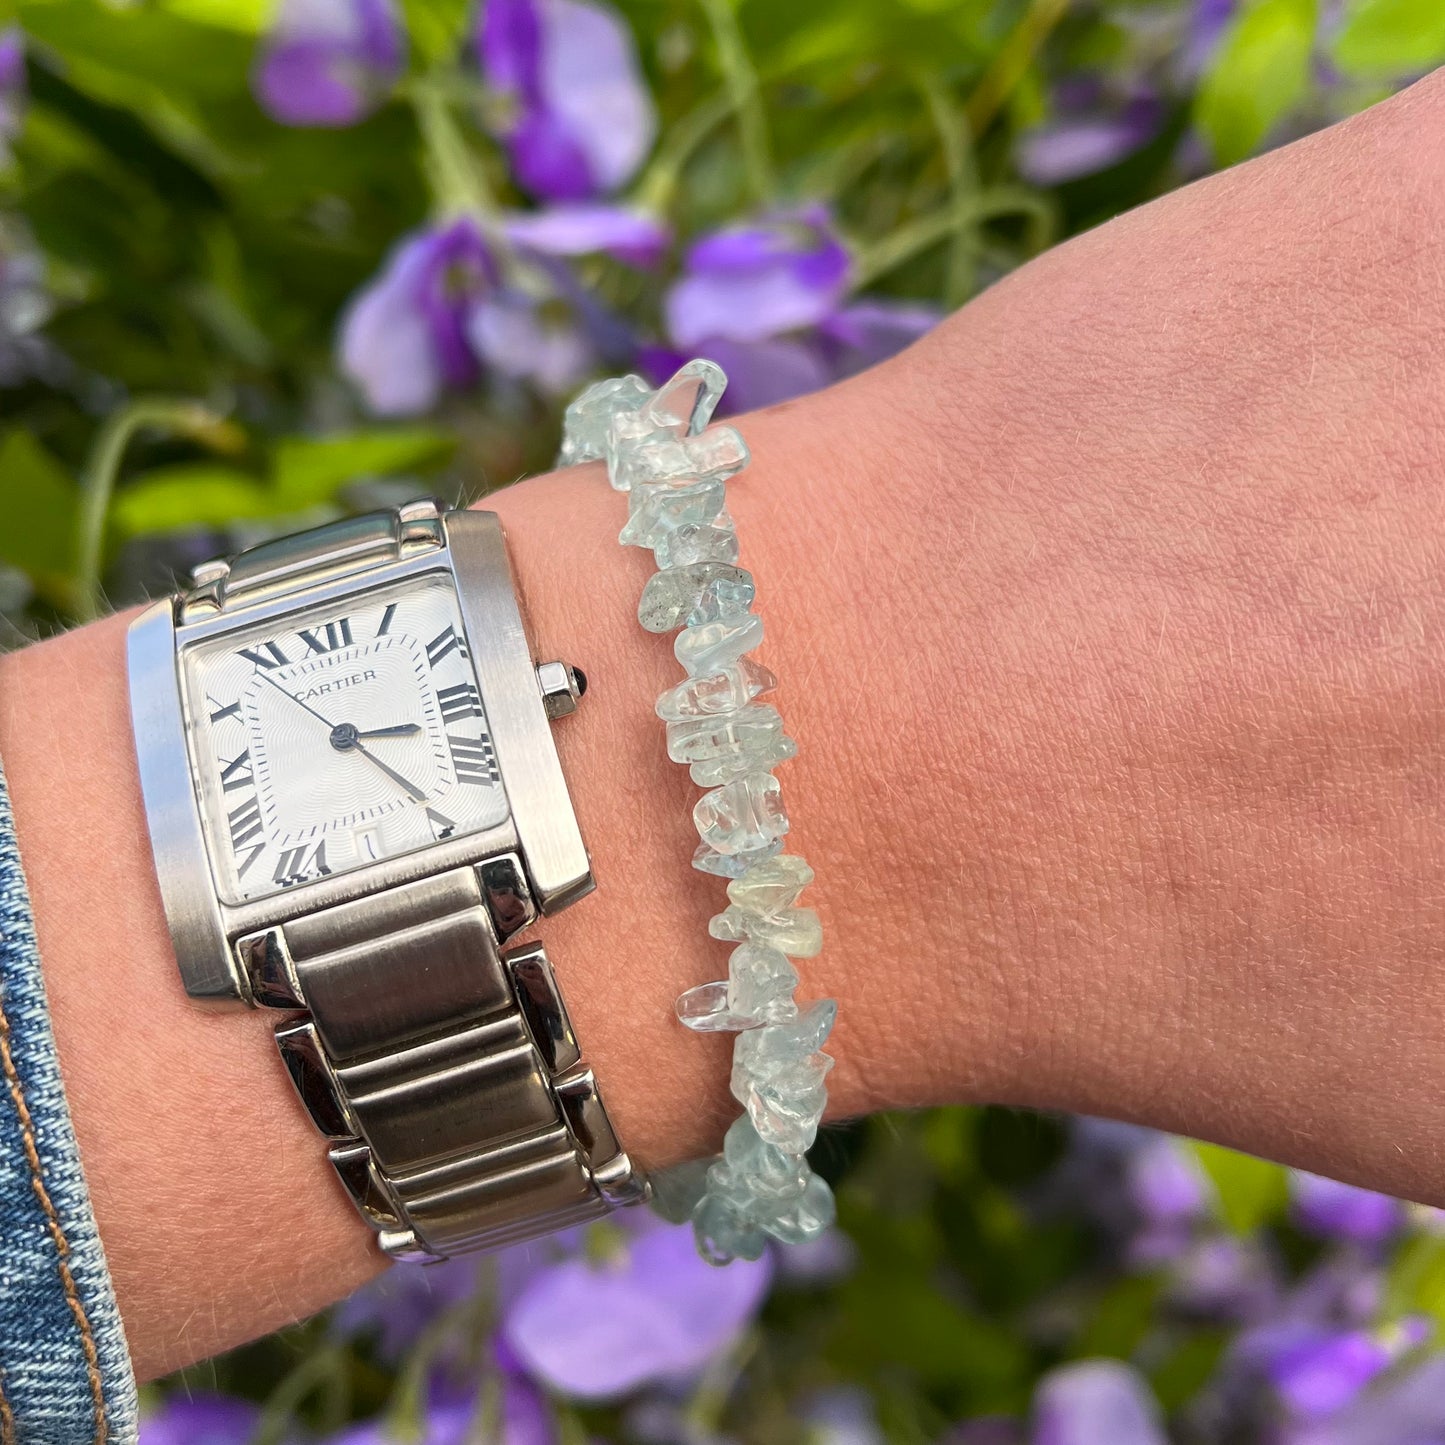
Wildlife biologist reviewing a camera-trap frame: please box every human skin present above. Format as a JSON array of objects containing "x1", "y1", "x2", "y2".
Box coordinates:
[{"x1": 5, "y1": 69, "x2": 1445, "y2": 1381}]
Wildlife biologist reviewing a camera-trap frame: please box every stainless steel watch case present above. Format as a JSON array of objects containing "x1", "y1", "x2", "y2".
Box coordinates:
[{"x1": 128, "y1": 507, "x2": 592, "y2": 1007}]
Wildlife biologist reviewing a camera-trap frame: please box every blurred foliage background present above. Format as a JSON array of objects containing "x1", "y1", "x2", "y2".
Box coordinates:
[{"x1": 3, "y1": 0, "x2": 1445, "y2": 1440}]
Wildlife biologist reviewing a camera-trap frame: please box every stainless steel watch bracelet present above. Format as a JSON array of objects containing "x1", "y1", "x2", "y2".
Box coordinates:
[
  {"x1": 131, "y1": 502, "x2": 645, "y2": 1262},
  {"x1": 249, "y1": 864, "x2": 643, "y2": 1261}
]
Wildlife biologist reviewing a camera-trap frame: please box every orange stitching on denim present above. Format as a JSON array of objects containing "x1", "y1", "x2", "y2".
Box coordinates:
[
  {"x1": 0, "y1": 1368, "x2": 17, "y2": 1445},
  {"x1": 0, "y1": 996, "x2": 108, "y2": 1444}
]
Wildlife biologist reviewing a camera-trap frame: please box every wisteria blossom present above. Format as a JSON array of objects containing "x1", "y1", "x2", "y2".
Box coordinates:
[
  {"x1": 1247, "y1": 1322, "x2": 1430, "y2": 1422},
  {"x1": 339, "y1": 206, "x2": 664, "y2": 414},
  {"x1": 501, "y1": 203, "x2": 668, "y2": 268},
  {"x1": 331, "y1": 1253, "x2": 489, "y2": 1361},
  {"x1": 137, "y1": 1395, "x2": 261, "y2": 1445},
  {"x1": 1041, "y1": 1119, "x2": 1212, "y2": 1264},
  {"x1": 254, "y1": 0, "x2": 405, "y2": 128},
  {"x1": 477, "y1": 0, "x2": 656, "y2": 202},
  {"x1": 330, "y1": 1378, "x2": 555, "y2": 1444},
  {"x1": 498, "y1": 1213, "x2": 773, "y2": 1399},
  {"x1": 339, "y1": 217, "x2": 498, "y2": 414},
  {"x1": 0, "y1": 237, "x2": 53, "y2": 388},
  {"x1": 663, "y1": 206, "x2": 936, "y2": 412},
  {"x1": 1031, "y1": 1360, "x2": 1167, "y2": 1445},
  {"x1": 0, "y1": 27, "x2": 25, "y2": 159},
  {"x1": 1016, "y1": 80, "x2": 1164, "y2": 186},
  {"x1": 1292, "y1": 1171, "x2": 1404, "y2": 1246},
  {"x1": 1284, "y1": 1352, "x2": 1445, "y2": 1445}
]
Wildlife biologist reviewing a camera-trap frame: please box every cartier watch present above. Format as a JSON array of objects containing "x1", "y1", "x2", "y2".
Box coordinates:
[{"x1": 127, "y1": 501, "x2": 645, "y2": 1261}]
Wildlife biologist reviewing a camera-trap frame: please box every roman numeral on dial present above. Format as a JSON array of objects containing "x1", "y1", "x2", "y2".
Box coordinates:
[
  {"x1": 426, "y1": 625, "x2": 469, "y2": 668},
  {"x1": 298, "y1": 618, "x2": 354, "y2": 654},
  {"x1": 238, "y1": 640, "x2": 289, "y2": 670},
  {"x1": 273, "y1": 841, "x2": 330, "y2": 889},
  {"x1": 209, "y1": 697, "x2": 242, "y2": 725},
  {"x1": 436, "y1": 681, "x2": 483, "y2": 724},
  {"x1": 426, "y1": 807, "x2": 456, "y2": 840},
  {"x1": 448, "y1": 733, "x2": 498, "y2": 785},
  {"x1": 219, "y1": 750, "x2": 254, "y2": 792},
  {"x1": 228, "y1": 798, "x2": 266, "y2": 877}
]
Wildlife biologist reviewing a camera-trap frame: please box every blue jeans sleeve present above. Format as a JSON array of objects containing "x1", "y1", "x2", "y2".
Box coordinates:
[{"x1": 0, "y1": 758, "x2": 138, "y2": 1445}]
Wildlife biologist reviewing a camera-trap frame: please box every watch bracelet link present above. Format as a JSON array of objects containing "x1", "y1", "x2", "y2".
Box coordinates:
[{"x1": 183, "y1": 502, "x2": 645, "y2": 1261}]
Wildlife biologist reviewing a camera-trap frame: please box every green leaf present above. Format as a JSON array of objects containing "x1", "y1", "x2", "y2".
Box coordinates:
[
  {"x1": 1072, "y1": 1273, "x2": 1164, "y2": 1361},
  {"x1": 112, "y1": 463, "x2": 277, "y2": 537},
  {"x1": 1195, "y1": 0, "x2": 1317, "y2": 167},
  {"x1": 272, "y1": 429, "x2": 455, "y2": 509},
  {"x1": 1190, "y1": 1141, "x2": 1290, "y2": 1233},
  {"x1": 160, "y1": 0, "x2": 269, "y2": 34},
  {"x1": 1150, "y1": 1330, "x2": 1231, "y2": 1411},
  {"x1": 829, "y1": 1269, "x2": 1032, "y2": 1409},
  {"x1": 1331, "y1": 0, "x2": 1445, "y2": 77},
  {"x1": 397, "y1": 0, "x2": 473, "y2": 66},
  {"x1": 0, "y1": 431, "x2": 79, "y2": 606},
  {"x1": 1384, "y1": 1233, "x2": 1445, "y2": 1330}
]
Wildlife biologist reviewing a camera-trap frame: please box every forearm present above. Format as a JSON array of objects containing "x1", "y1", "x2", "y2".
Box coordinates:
[
  {"x1": 8, "y1": 68, "x2": 1445, "y2": 1382},
  {"x1": 0, "y1": 377, "x2": 1003, "y2": 1381}
]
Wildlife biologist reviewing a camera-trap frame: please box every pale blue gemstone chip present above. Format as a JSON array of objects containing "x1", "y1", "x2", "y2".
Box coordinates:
[{"x1": 569, "y1": 358, "x2": 837, "y2": 1263}]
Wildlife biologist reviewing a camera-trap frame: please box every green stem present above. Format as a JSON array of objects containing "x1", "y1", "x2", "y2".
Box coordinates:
[
  {"x1": 919, "y1": 72, "x2": 981, "y2": 307},
  {"x1": 254, "y1": 1341, "x2": 349, "y2": 1445},
  {"x1": 73, "y1": 397, "x2": 221, "y2": 624},
  {"x1": 386, "y1": 1286, "x2": 495, "y2": 1440},
  {"x1": 698, "y1": 0, "x2": 775, "y2": 206},
  {"x1": 633, "y1": 88, "x2": 736, "y2": 213},
  {"x1": 410, "y1": 76, "x2": 495, "y2": 220},
  {"x1": 964, "y1": 0, "x2": 1071, "y2": 139},
  {"x1": 683, "y1": 1327, "x2": 760, "y2": 1433},
  {"x1": 851, "y1": 186, "x2": 1055, "y2": 291}
]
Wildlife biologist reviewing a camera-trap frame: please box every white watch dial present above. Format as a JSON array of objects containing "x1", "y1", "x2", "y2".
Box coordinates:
[{"x1": 182, "y1": 572, "x2": 509, "y2": 904}]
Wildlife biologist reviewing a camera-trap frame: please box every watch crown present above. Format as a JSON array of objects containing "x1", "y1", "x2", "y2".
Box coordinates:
[{"x1": 537, "y1": 660, "x2": 586, "y2": 719}]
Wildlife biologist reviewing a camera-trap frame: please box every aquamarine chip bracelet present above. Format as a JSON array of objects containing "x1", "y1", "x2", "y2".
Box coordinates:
[{"x1": 558, "y1": 359, "x2": 838, "y2": 1265}]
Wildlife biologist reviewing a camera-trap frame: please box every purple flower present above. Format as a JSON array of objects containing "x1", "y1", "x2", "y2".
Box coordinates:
[
  {"x1": 478, "y1": 0, "x2": 656, "y2": 202},
  {"x1": 1243, "y1": 1321, "x2": 1429, "y2": 1422},
  {"x1": 0, "y1": 27, "x2": 24, "y2": 153},
  {"x1": 666, "y1": 207, "x2": 850, "y2": 350},
  {"x1": 338, "y1": 210, "x2": 650, "y2": 413},
  {"x1": 331, "y1": 1378, "x2": 555, "y2": 1445},
  {"x1": 801, "y1": 1388, "x2": 884, "y2": 1445},
  {"x1": 1183, "y1": 0, "x2": 1238, "y2": 75},
  {"x1": 468, "y1": 290, "x2": 592, "y2": 393},
  {"x1": 1042, "y1": 1121, "x2": 1213, "y2": 1265},
  {"x1": 661, "y1": 207, "x2": 936, "y2": 410},
  {"x1": 254, "y1": 0, "x2": 404, "y2": 127},
  {"x1": 1292, "y1": 1172, "x2": 1404, "y2": 1246},
  {"x1": 774, "y1": 1226, "x2": 858, "y2": 1286},
  {"x1": 817, "y1": 300, "x2": 938, "y2": 375},
  {"x1": 332, "y1": 1255, "x2": 487, "y2": 1360},
  {"x1": 502, "y1": 204, "x2": 669, "y2": 267},
  {"x1": 339, "y1": 216, "x2": 498, "y2": 414},
  {"x1": 1167, "y1": 1236, "x2": 1282, "y2": 1324},
  {"x1": 674, "y1": 335, "x2": 832, "y2": 414},
  {"x1": 499, "y1": 1214, "x2": 773, "y2": 1400},
  {"x1": 1282, "y1": 1353, "x2": 1445, "y2": 1445},
  {"x1": 1031, "y1": 1361, "x2": 1167, "y2": 1445},
  {"x1": 0, "y1": 237, "x2": 53, "y2": 387},
  {"x1": 1017, "y1": 87, "x2": 1164, "y2": 185},
  {"x1": 1126, "y1": 1133, "x2": 1211, "y2": 1263},
  {"x1": 138, "y1": 1395, "x2": 260, "y2": 1445}
]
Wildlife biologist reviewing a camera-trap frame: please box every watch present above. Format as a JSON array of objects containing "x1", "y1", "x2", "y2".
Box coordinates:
[{"x1": 127, "y1": 500, "x2": 646, "y2": 1261}]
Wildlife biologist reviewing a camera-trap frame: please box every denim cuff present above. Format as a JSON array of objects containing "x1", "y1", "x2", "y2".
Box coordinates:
[{"x1": 0, "y1": 758, "x2": 138, "y2": 1444}]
